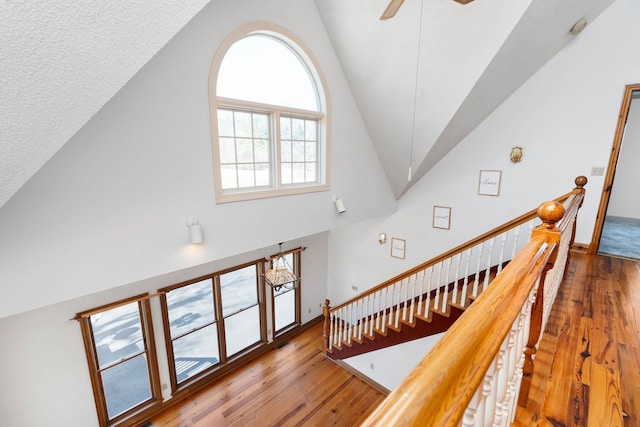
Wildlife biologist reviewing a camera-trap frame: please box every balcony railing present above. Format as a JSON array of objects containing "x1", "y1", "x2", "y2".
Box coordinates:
[{"x1": 323, "y1": 176, "x2": 587, "y2": 426}]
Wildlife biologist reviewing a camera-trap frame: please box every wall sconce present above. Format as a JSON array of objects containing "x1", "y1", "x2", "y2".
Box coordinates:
[
  {"x1": 332, "y1": 195, "x2": 346, "y2": 214},
  {"x1": 510, "y1": 146, "x2": 523, "y2": 163},
  {"x1": 378, "y1": 233, "x2": 387, "y2": 244},
  {"x1": 570, "y1": 17, "x2": 588, "y2": 36},
  {"x1": 185, "y1": 215, "x2": 203, "y2": 244}
]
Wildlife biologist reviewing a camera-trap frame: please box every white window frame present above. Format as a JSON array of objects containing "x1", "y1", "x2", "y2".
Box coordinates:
[{"x1": 209, "y1": 24, "x2": 330, "y2": 203}]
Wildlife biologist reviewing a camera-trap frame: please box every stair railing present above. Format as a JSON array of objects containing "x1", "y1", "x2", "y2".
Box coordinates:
[
  {"x1": 358, "y1": 177, "x2": 586, "y2": 426},
  {"x1": 323, "y1": 177, "x2": 586, "y2": 356}
]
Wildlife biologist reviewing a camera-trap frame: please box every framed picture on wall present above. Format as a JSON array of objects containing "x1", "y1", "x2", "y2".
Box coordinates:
[
  {"x1": 478, "y1": 170, "x2": 502, "y2": 196},
  {"x1": 390, "y1": 238, "x2": 406, "y2": 259},
  {"x1": 433, "y1": 206, "x2": 451, "y2": 230}
]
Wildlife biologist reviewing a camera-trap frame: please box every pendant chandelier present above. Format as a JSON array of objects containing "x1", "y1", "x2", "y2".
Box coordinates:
[{"x1": 264, "y1": 243, "x2": 298, "y2": 292}]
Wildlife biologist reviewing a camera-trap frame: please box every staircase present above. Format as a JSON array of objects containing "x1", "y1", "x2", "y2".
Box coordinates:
[
  {"x1": 322, "y1": 181, "x2": 585, "y2": 361},
  {"x1": 324, "y1": 263, "x2": 503, "y2": 360}
]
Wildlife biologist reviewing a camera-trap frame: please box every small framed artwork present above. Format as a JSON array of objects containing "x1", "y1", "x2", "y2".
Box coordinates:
[
  {"x1": 433, "y1": 206, "x2": 451, "y2": 230},
  {"x1": 478, "y1": 170, "x2": 502, "y2": 196},
  {"x1": 390, "y1": 238, "x2": 406, "y2": 259}
]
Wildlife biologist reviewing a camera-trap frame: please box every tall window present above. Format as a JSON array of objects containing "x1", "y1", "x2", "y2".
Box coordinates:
[
  {"x1": 160, "y1": 260, "x2": 266, "y2": 391},
  {"x1": 270, "y1": 250, "x2": 301, "y2": 335},
  {"x1": 77, "y1": 296, "x2": 161, "y2": 427},
  {"x1": 211, "y1": 26, "x2": 329, "y2": 202}
]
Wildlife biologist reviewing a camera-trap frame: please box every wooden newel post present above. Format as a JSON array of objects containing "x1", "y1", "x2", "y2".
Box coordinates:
[
  {"x1": 519, "y1": 201, "x2": 565, "y2": 407},
  {"x1": 322, "y1": 299, "x2": 331, "y2": 354}
]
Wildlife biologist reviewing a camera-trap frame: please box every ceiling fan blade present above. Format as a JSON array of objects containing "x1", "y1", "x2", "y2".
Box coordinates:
[
  {"x1": 453, "y1": 0, "x2": 474, "y2": 4},
  {"x1": 380, "y1": 0, "x2": 405, "y2": 20}
]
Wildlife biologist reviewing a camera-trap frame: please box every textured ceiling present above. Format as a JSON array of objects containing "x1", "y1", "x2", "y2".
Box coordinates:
[
  {"x1": 0, "y1": 0, "x2": 211, "y2": 208},
  {"x1": 0, "y1": 0, "x2": 617, "y2": 208}
]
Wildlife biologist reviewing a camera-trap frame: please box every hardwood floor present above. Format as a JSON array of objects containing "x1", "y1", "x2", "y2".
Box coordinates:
[
  {"x1": 150, "y1": 252, "x2": 639, "y2": 427},
  {"x1": 150, "y1": 321, "x2": 385, "y2": 427},
  {"x1": 514, "y1": 253, "x2": 640, "y2": 426}
]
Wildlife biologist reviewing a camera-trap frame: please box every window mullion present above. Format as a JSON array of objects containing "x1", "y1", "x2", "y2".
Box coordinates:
[{"x1": 274, "y1": 109, "x2": 281, "y2": 189}]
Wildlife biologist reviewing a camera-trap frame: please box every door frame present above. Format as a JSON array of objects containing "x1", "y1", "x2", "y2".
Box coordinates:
[{"x1": 588, "y1": 83, "x2": 640, "y2": 254}]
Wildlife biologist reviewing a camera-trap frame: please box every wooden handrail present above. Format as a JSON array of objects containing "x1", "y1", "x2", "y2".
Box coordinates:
[
  {"x1": 361, "y1": 236, "x2": 555, "y2": 426},
  {"x1": 328, "y1": 180, "x2": 583, "y2": 314},
  {"x1": 357, "y1": 178, "x2": 586, "y2": 426}
]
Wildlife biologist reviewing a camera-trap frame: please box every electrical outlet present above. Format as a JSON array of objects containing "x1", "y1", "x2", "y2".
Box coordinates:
[
  {"x1": 370, "y1": 363, "x2": 374, "y2": 370},
  {"x1": 308, "y1": 308, "x2": 311, "y2": 314},
  {"x1": 352, "y1": 285, "x2": 358, "y2": 291},
  {"x1": 591, "y1": 166, "x2": 605, "y2": 176},
  {"x1": 162, "y1": 383, "x2": 168, "y2": 390}
]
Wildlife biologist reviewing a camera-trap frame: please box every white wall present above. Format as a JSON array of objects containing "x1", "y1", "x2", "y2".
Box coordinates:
[
  {"x1": 0, "y1": 233, "x2": 328, "y2": 426},
  {"x1": 0, "y1": 0, "x2": 395, "y2": 425},
  {"x1": 343, "y1": 333, "x2": 444, "y2": 391},
  {"x1": 607, "y1": 95, "x2": 640, "y2": 218},
  {"x1": 327, "y1": 0, "x2": 640, "y2": 305},
  {"x1": 0, "y1": 0, "x2": 395, "y2": 320}
]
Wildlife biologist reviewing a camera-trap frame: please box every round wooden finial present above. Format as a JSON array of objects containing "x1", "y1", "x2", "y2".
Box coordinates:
[
  {"x1": 537, "y1": 201, "x2": 565, "y2": 228},
  {"x1": 574, "y1": 176, "x2": 587, "y2": 189}
]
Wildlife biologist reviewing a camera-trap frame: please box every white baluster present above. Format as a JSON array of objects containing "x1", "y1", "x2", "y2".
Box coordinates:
[
  {"x1": 442, "y1": 258, "x2": 451, "y2": 313},
  {"x1": 409, "y1": 274, "x2": 416, "y2": 323},
  {"x1": 461, "y1": 248, "x2": 472, "y2": 307},
  {"x1": 434, "y1": 262, "x2": 442, "y2": 311},
  {"x1": 425, "y1": 266, "x2": 433, "y2": 313},
  {"x1": 473, "y1": 242, "x2": 485, "y2": 297},
  {"x1": 497, "y1": 231, "x2": 508, "y2": 275},
  {"x1": 453, "y1": 253, "x2": 461, "y2": 305},
  {"x1": 329, "y1": 313, "x2": 335, "y2": 350},
  {"x1": 417, "y1": 269, "x2": 426, "y2": 315},
  {"x1": 483, "y1": 237, "x2": 496, "y2": 293}
]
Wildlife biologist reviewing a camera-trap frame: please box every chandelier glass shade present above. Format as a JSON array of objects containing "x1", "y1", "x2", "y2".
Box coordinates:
[{"x1": 265, "y1": 244, "x2": 298, "y2": 292}]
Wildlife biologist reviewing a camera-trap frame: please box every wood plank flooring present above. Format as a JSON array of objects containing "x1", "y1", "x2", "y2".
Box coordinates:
[
  {"x1": 151, "y1": 252, "x2": 639, "y2": 427},
  {"x1": 150, "y1": 321, "x2": 385, "y2": 427},
  {"x1": 514, "y1": 253, "x2": 640, "y2": 426}
]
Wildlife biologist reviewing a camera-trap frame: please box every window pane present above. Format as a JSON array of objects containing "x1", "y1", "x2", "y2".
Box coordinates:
[
  {"x1": 236, "y1": 138, "x2": 254, "y2": 163},
  {"x1": 291, "y1": 118, "x2": 305, "y2": 140},
  {"x1": 292, "y1": 163, "x2": 305, "y2": 183},
  {"x1": 219, "y1": 137, "x2": 236, "y2": 164},
  {"x1": 172, "y1": 324, "x2": 219, "y2": 383},
  {"x1": 292, "y1": 140, "x2": 305, "y2": 162},
  {"x1": 275, "y1": 289, "x2": 296, "y2": 331},
  {"x1": 254, "y1": 139, "x2": 269, "y2": 163},
  {"x1": 102, "y1": 354, "x2": 152, "y2": 420},
  {"x1": 305, "y1": 163, "x2": 317, "y2": 182},
  {"x1": 91, "y1": 302, "x2": 144, "y2": 369},
  {"x1": 217, "y1": 35, "x2": 319, "y2": 111},
  {"x1": 225, "y1": 305, "x2": 261, "y2": 357},
  {"x1": 255, "y1": 163, "x2": 270, "y2": 186},
  {"x1": 234, "y1": 112, "x2": 252, "y2": 137},
  {"x1": 305, "y1": 120, "x2": 317, "y2": 141},
  {"x1": 281, "y1": 163, "x2": 292, "y2": 185},
  {"x1": 237, "y1": 164, "x2": 255, "y2": 188},
  {"x1": 280, "y1": 117, "x2": 291, "y2": 140},
  {"x1": 166, "y1": 279, "x2": 215, "y2": 339},
  {"x1": 220, "y1": 265, "x2": 258, "y2": 317},
  {"x1": 253, "y1": 114, "x2": 269, "y2": 139},
  {"x1": 281, "y1": 140, "x2": 292, "y2": 162},
  {"x1": 217, "y1": 110, "x2": 234, "y2": 136},
  {"x1": 220, "y1": 165, "x2": 238, "y2": 189},
  {"x1": 305, "y1": 141, "x2": 317, "y2": 162}
]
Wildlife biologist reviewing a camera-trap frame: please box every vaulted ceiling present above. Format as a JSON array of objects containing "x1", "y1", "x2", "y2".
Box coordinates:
[{"x1": 0, "y1": 0, "x2": 616, "y2": 208}]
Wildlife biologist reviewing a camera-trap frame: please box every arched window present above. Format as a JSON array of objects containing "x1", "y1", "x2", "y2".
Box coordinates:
[{"x1": 210, "y1": 25, "x2": 329, "y2": 203}]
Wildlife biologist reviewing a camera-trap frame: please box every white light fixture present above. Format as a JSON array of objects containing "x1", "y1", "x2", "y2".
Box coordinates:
[
  {"x1": 185, "y1": 216, "x2": 203, "y2": 244},
  {"x1": 378, "y1": 233, "x2": 387, "y2": 244},
  {"x1": 264, "y1": 243, "x2": 298, "y2": 292},
  {"x1": 332, "y1": 195, "x2": 346, "y2": 214}
]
